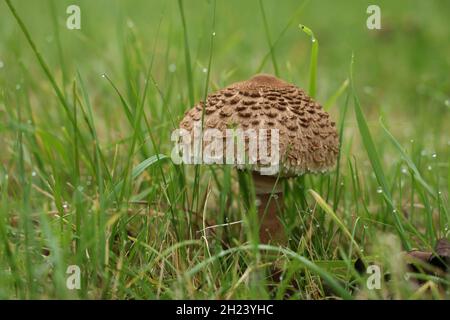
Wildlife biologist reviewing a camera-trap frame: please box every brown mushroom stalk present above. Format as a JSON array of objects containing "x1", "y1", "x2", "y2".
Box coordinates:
[{"x1": 252, "y1": 173, "x2": 286, "y2": 244}]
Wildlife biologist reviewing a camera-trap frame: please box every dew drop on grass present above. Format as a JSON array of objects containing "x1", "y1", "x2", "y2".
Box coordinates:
[
  {"x1": 363, "y1": 86, "x2": 374, "y2": 95},
  {"x1": 31, "y1": 171, "x2": 37, "y2": 177},
  {"x1": 62, "y1": 202, "x2": 69, "y2": 210},
  {"x1": 202, "y1": 68, "x2": 207, "y2": 73},
  {"x1": 212, "y1": 32, "x2": 216, "y2": 36},
  {"x1": 4, "y1": 174, "x2": 8, "y2": 180},
  {"x1": 101, "y1": 74, "x2": 106, "y2": 78},
  {"x1": 168, "y1": 64, "x2": 177, "y2": 73},
  {"x1": 401, "y1": 167, "x2": 408, "y2": 174},
  {"x1": 427, "y1": 165, "x2": 432, "y2": 171},
  {"x1": 445, "y1": 99, "x2": 450, "y2": 107},
  {"x1": 432, "y1": 153, "x2": 437, "y2": 159},
  {"x1": 376, "y1": 187, "x2": 383, "y2": 194}
]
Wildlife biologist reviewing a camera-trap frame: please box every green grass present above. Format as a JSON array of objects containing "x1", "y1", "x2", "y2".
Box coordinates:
[{"x1": 0, "y1": 0, "x2": 449, "y2": 299}]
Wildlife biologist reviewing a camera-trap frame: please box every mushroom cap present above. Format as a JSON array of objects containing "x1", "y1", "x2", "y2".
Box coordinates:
[{"x1": 179, "y1": 74, "x2": 339, "y2": 176}]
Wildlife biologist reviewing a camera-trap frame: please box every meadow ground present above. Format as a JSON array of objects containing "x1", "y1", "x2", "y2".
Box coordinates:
[{"x1": 0, "y1": 0, "x2": 449, "y2": 299}]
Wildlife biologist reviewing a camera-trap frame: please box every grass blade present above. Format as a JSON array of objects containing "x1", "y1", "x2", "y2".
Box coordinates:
[
  {"x1": 259, "y1": 0, "x2": 279, "y2": 76},
  {"x1": 185, "y1": 244, "x2": 353, "y2": 299},
  {"x1": 309, "y1": 189, "x2": 361, "y2": 254},
  {"x1": 177, "y1": 0, "x2": 195, "y2": 106},
  {"x1": 299, "y1": 24, "x2": 318, "y2": 98},
  {"x1": 380, "y1": 118, "x2": 436, "y2": 199},
  {"x1": 324, "y1": 79, "x2": 349, "y2": 111},
  {"x1": 349, "y1": 54, "x2": 409, "y2": 249}
]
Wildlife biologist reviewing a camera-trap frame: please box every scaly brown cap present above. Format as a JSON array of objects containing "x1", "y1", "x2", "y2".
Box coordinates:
[{"x1": 179, "y1": 74, "x2": 339, "y2": 176}]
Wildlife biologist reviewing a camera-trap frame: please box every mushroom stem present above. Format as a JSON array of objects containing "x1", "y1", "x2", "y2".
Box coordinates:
[{"x1": 252, "y1": 173, "x2": 286, "y2": 244}]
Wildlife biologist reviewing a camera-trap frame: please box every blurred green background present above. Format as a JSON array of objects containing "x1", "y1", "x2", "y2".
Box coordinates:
[{"x1": 1, "y1": 0, "x2": 449, "y2": 126}]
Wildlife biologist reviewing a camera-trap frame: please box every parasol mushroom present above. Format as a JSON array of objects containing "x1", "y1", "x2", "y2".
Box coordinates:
[{"x1": 178, "y1": 74, "x2": 339, "y2": 244}]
